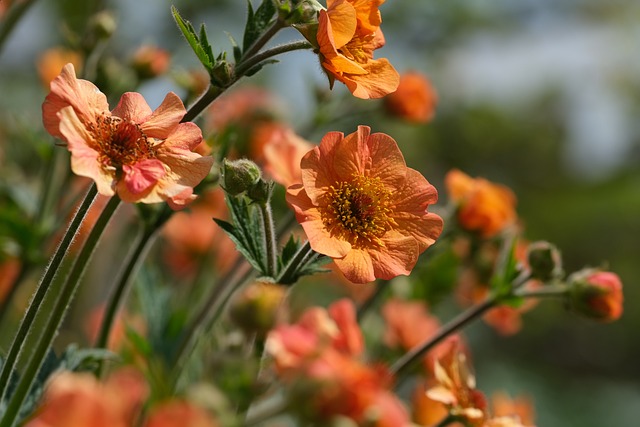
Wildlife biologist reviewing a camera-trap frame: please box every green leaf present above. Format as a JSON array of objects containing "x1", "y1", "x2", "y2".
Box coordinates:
[
  {"x1": 279, "y1": 235, "x2": 300, "y2": 269},
  {"x1": 172, "y1": 6, "x2": 215, "y2": 72},
  {"x1": 242, "y1": 0, "x2": 277, "y2": 52},
  {"x1": 225, "y1": 32, "x2": 243, "y2": 63},
  {"x1": 214, "y1": 218, "x2": 265, "y2": 273}
]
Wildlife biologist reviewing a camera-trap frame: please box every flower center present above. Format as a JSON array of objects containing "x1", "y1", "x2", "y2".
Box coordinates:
[
  {"x1": 320, "y1": 174, "x2": 396, "y2": 248},
  {"x1": 340, "y1": 33, "x2": 375, "y2": 65},
  {"x1": 89, "y1": 114, "x2": 156, "y2": 170}
]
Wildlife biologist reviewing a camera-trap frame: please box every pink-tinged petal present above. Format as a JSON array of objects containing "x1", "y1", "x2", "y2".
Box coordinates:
[
  {"x1": 160, "y1": 122, "x2": 203, "y2": 151},
  {"x1": 286, "y1": 184, "x2": 351, "y2": 258},
  {"x1": 333, "y1": 248, "x2": 375, "y2": 284},
  {"x1": 139, "y1": 92, "x2": 186, "y2": 139},
  {"x1": 369, "y1": 232, "x2": 419, "y2": 280},
  {"x1": 111, "y1": 92, "x2": 152, "y2": 123},
  {"x1": 371, "y1": 391, "x2": 411, "y2": 427},
  {"x1": 166, "y1": 188, "x2": 197, "y2": 210},
  {"x1": 57, "y1": 107, "x2": 115, "y2": 196},
  {"x1": 328, "y1": 299, "x2": 364, "y2": 357},
  {"x1": 157, "y1": 149, "x2": 212, "y2": 189},
  {"x1": 123, "y1": 159, "x2": 166, "y2": 195},
  {"x1": 42, "y1": 63, "x2": 109, "y2": 139}
]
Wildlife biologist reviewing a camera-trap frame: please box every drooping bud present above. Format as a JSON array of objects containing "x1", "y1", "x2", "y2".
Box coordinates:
[
  {"x1": 88, "y1": 11, "x2": 117, "y2": 41},
  {"x1": 526, "y1": 241, "x2": 562, "y2": 282},
  {"x1": 246, "y1": 178, "x2": 274, "y2": 204},
  {"x1": 567, "y1": 269, "x2": 623, "y2": 322},
  {"x1": 229, "y1": 279, "x2": 286, "y2": 337},
  {"x1": 221, "y1": 158, "x2": 262, "y2": 196}
]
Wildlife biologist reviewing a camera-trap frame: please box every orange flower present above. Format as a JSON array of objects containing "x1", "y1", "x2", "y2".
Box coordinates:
[
  {"x1": 131, "y1": 44, "x2": 171, "y2": 79},
  {"x1": 445, "y1": 169, "x2": 517, "y2": 238},
  {"x1": 568, "y1": 270, "x2": 623, "y2": 322},
  {"x1": 26, "y1": 369, "x2": 148, "y2": 427},
  {"x1": 42, "y1": 64, "x2": 212, "y2": 207},
  {"x1": 286, "y1": 126, "x2": 443, "y2": 283},
  {"x1": 317, "y1": 0, "x2": 399, "y2": 99},
  {"x1": 261, "y1": 123, "x2": 314, "y2": 188},
  {"x1": 144, "y1": 401, "x2": 218, "y2": 427},
  {"x1": 491, "y1": 393, "x2": 535, "y2": 427},
  {"x1": 266, "y1": 299, "x2": 411, "y2": 426},
  {"x1": 37, "y1": 48, "x2": 83, "y2": 87},
  {"x1": 0, "y1": 257, "x2": 20, "y2": 305},
  {"x1": 384, "y1": 71, "x2": 438, "y2": 123}
]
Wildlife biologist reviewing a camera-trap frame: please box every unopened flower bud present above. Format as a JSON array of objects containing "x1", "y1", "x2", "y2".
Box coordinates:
[
  {"x1": 229, "y1": 279, "x2": 286, "y2": 337},
  {"x1": 567, "y1": 270, "x2": 623, "y2": 322},
  {"x1": 211, "y1": 60, "x2": 233, "y2": 87},
  {"x1": 246, "y1": 178, "x2": 273, "y2": 204},
  {"x1": 131, "y1": 45, "x2": 171, "y2": 80},
  {"x1": 527, "y1": 241, "x2": 562, "y2": 282},
  {"x1": 282, "y1": 0, "x2": 322, "y2": 25},
  {"x1": 88, "y1": 11, "x2": 117, "y2": 40},
  {"x1": 221, "y1": 159, "x2": 261, "y2": 196}
]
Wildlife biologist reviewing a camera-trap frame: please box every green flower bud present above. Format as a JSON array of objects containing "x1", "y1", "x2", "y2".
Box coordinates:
[
  {"x1": 221, "y1": 159, "x2": 261, "y2": 196},
  {"x1": 527, "y1": 241, "x2": 562, "y2": 282},
  {"x1": 247, "y1": 178, "x2": 273, "y2": 204}
]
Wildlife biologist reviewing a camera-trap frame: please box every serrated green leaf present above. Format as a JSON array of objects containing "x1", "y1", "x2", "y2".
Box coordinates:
[
  {"x1": 172, "y1": 6, "x2": 215, "y2": 72},
  {"x1": 243, "y1": 0, "x2": 277, "y2": 52},
  {"x1": 279, "y1": 235, "x2": 300, "y2": 269},
  {"x1": 225, "y1": 32, "x2": 243, "y2": 63},
  {"x1": 214, "y1": 218, "x2": 265, "y2": 273}
]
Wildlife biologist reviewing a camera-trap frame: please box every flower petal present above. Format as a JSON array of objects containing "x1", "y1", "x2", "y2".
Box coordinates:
[
  {"x1": 111, "y1": 92, "x2": 152, "y2": 123},
  {"x1": 42, "y1": 63, "x2": 109, "y2": 139},
  {"x1": 123, "y1": 159, "x2": 166, "y2": 195},
  {"x1": 160, "y1": 122, "x2": 203, "y2": 151},
  {"x1": 341, "y1": 58, "x2": 400, "y2": 99},
  {"x1": 286, "y1": 184, "x2": 352, "y2": 258},
  {"x1": 301, "y1": 131, "x2": 343, "y2": 204},
  {"x1": 140, "y1": 92, "x2": 187, "y2": 139},
  {"x1": 333, "y1": 248, "x2": 376, "y2": 284},
  {"x1": 369, "y1": 232, "x2": 419, "y2": 280}
]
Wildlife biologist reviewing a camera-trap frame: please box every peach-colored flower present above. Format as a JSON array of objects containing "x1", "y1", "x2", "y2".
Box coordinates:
[
  {"x1": 412, "y1": 379, "x2": 452, "y2": 427},
  {"x1": 286, "y1": 126, "x2": 443, "y2": 283},
  {"x1": 426, "y1": 343, "x2": 487, "y2": 426},
  {"x1": 384, "y1": 71, "x2": 438, "y2": 123},
  {"x1": 205, "y1": 86, "x2": 281, "y2": 133},
  {"x1": 0, "y1": 257, "x2": 20, "y2": 305},
  {"x1": 445, "y1": 169, "x2": 517, "y2": 238},
  {"x1": 569, "y1": 270, "x2": 623, "y2": 322},
  {"x1": 317, "y1": 0, "x2": 399, "y2": 99},
  {"x1": 261, "y1": 123, "x2": 314, "y2": 188},
  {"x1": 37, "y1": 48, "x2": 83, "y2": 87},
  {"x1": 42, "y1": 63, "x2": 212, "y2": 207},
  {"x1": 266, "y1": 299, "x2": 411, "y2": 426},
  {"x1": 85, "y1": 304, "x2": 146, "y2": 351},
  {"x1": 382, "y1": 298, "x2": 460, "y2": 372},
  {"x1": 26, "y1": 369, "x2": 148, "y2": 427},
  {"x1": 144, "y1": 400, "x2": 218, "y2": 427},
  {"x1": 131, "y1": 44, "x2": 171, "y2": 79}
]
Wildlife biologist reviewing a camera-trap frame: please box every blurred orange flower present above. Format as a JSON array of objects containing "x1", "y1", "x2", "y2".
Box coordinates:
[
  {"x1": 491, "y1": 392, "x2": 535, "y2": 427},
  {"x1": 42, "y1": 64, "x2": 212, "y2": 208},
  {"x1": 37, "y1": 48, "x2": 83, "y2": 87},
  {"x1": 266, "y1": 299, "x2": 411, "y2": 426},
  {"x1": 85, "y1": 304, "x2": 146, "y2": 351},
  {"x1": 445, "y1": 169, "x2": 517, "y2": 238},
  {"x1": 286, "y1": 126, "x2": 443, "y2": 283},
  {"x1": 0, "y1": 257, "x2": 20, "y2": 305},
  {"x1": 384, "y1": 71, "x2": 438, "y2": 123},
  {"x1": 317, "y1": 0, "x2": 399, "y2": 99},
  {"x1": 26, "y1": 369, "x2": 148, "y2": 427},
  {"x1": 131, "y1": 44, "x2": 171, "y2": 79},
  {"x1": 144, "y1": 400, "x2": 218, "y2": 427},
  {"x1": 261, "y1": 123, "x2": 314, "y2": 188}
]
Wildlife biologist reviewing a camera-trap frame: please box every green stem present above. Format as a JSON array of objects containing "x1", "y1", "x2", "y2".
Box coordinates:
[
  {"x1": 356, "y1": 280, "x2": 387, "y2": 322},
  {"x1": 244, "y1": 395, "x2": 289, "y2": 426},
  {"x1": 276, "y1": 240, "x2": 314, "y2": 284},
  {"x1": 94, "y1": 228, "x2": 156, "y2": 354},
  {"x1": 258, "y1": 202, "x2": 277, "y2": 278},
  {"x1": 0, "y1": 195, "x2": 120, "y2": 427},
  {"x1": 182, "y1": 40, "x2": 312, "y2": 123},
  {"x1": 171, "y1": 257, "x2": 255, "y2": 389},
  {"x1": 0, "y1": 184, "x2": 98, "y2": 400},
  {"x1": 390, "y1": 297, "x2": 497, "y2": 381},
  {"x1": 516, "y1": 285, "x2": 568, "y2": 299},
  {"x1": 0, "y1": 0, "x2": 38, "y2": 57},
  {"x1": 241, "y1": 18, "x2": 286, "y2": 61}
]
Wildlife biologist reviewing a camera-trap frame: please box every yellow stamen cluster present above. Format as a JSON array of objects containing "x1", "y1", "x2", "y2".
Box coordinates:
[
  {"x1": 321, "y1": 174, "x2": 396, "y2": 248},
  {"x1": 88, "y1": 114, "x2": 156, "y2": 169}
]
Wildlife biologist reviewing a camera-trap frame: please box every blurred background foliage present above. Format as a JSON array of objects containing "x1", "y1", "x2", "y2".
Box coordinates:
[{"x1": 0, "y1": 0, "x2": 638, "y2": 426}]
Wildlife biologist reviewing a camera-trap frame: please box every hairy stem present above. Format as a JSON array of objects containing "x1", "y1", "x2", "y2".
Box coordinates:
[
  {"x1": 258, "y1": 202, "x2": 277, "y2": 278},
  {"x1": 0, "y1": 195, "x2": 120, "y2": 427}
]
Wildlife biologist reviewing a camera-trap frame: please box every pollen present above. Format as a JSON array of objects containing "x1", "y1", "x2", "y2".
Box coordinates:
[
  {"x1": 88, "y1": 114, "x2": 156, "y2": 170},
  {"x1": 320, "y1": 174, "x2": 396, "y2": 248}
]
